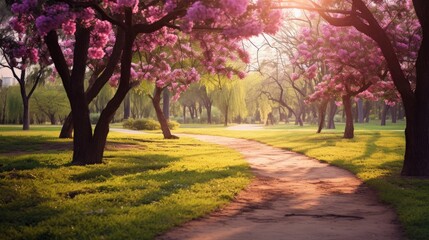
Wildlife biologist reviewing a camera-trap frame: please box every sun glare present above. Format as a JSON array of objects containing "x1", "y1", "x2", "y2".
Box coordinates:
[{"x1": 292, "y1": 8, "x2": 303, "y2": 17}]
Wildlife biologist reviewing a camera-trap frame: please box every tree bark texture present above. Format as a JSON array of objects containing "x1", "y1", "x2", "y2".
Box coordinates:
[
  {"x1": 342, "y1": 95, "x2": 354, "y2": 139},
  {"x1": 162, "y1": 88, "x2": 170, "y2": 121},
  {"x1": 152, "y1": 86, "x2": 177, "y2": 139},
  {"x1": 327, "y1": 100, "x2": 337, "y2": 129},
  {"x1": 58, "y1": 29, "x2": 124, "y2": 139},
  {"x1": 357, "y1": 99, "x2": 364, "y2": 123},
  {"x1": 224, "y1": 105, "x2": 229, "y2": 126},
  {"x1": 183, "y1": 106, "x2": 186, "y2": 124},
  {"x1": 381, "y1": 104, "x2": 389, "y2": 126},
  {"x1": 206, "y1": 104, "x2": 212, "y2": 124},
  {"x1": 124, "y1": 93, "x2": 130, "y2": 120},
  {"x1": 21, "y1": 96, "x2": 29, "y2": 130},
  {"x1": 364, "y1": 100, "x2": 371, "y2": 123},
  {"x1": 317, "y1": 100, "x2": 328, "y2": 133},
  {"x1": 391, "y1": 105, "x2": 397, "y2": 123},
  {"x1": 86, "y1": 29, "x2": 134, "y2": 164},
  {"x1": 401, "y1": 0, "x2": 429, "y2": 175},
  {"x1": 59, "y1": 113, "x2": 73, "y2": 138}
]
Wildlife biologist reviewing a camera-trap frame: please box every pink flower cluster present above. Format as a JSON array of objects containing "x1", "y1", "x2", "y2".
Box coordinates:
[
  {"x1": 11, "y1": 0, "x2": 37, "y2": 14},
  {"x1": 292, "y1": 20, "x2": 401, "y2": 105},
  {"x1": 220, "y1": 0, "x2": 248, "y2": 17},
  {"x1": 35, "y1": 3, "x2": 70, "y2": 35},
  {"x1": 9, "y1": 0, "x2": 282, "y2": 103},
  {"x1": 117, "y1": 0, "x2": 137, "y2": 8}
]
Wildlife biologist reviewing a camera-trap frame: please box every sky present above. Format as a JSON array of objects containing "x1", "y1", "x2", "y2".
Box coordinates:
[{"x1": 0, "y1": 67, "x2": 13, "y2": 78}]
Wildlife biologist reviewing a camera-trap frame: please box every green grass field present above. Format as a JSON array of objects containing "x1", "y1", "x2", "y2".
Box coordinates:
[
  {"x1": 0, "y1": 127, "x2": 251, "y2": 239},
  {"x1": 1, "y1": 121, "x2": 428, "y2": 240},
  {"x1": 176, "y1": 121, "x2": 429, "y2": 240}
]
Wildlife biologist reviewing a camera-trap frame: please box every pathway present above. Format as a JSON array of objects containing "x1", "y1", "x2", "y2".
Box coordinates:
[
  {"x1": 157, "y1": 134, "x2": 404, "y2": 240},
  {"x1": 226, "y1": 124, "x2": 264, "y2": 131}
]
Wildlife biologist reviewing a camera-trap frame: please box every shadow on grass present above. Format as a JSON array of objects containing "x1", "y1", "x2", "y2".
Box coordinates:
[
  {"x1": 0, "y1": 182, "x2": 60, "y2": 226},
  {"x1": 128, "y1": 165, "x2": 248, "y2": 206},
  {"x1": 71, "y1": 154, "x2": 180, "y2": 182},
  {"x1": 377, "y1": 160, "x2": 403, "y2": 175},
  {"x1": 0, "y1": 135, "x2": 72, "y2": 154},
  {"x1": 0, "y1": 157, "x2": 72, "y2": 172}
]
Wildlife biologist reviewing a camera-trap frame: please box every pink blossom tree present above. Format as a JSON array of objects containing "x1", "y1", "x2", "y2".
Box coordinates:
[
  {"x1": 316, "y1": 0, "x2": 424, "y2": 175},
  {"x1": 11, "y1": 0, "x2": 280, "y2": 165},
  {"x1": 296, "y1": 23, "x2": 392, "y2": 138},
  {"x1": 0, "y1": 16, "x2": 51, "y2": 130},
  {"x1": 281, "y1": 0, "x2": 425, "y2": 175}
]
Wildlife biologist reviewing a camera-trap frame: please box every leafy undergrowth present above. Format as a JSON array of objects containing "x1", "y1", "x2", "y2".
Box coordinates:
[
  {"x1": 178, "y1": 125, "x2": 429, "y2": 240},
  {"x1": 0, "y1": 128, "x2": 251, "y2": 239}
]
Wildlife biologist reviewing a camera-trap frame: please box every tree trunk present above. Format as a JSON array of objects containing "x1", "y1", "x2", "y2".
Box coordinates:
[
  {"x1": 293, "y1": 108, "x2": 304, "y2": 126},
  {"x1": 22, "y1": 96, "x2": 30, "y2": 130},
  {"x1": 189, "y1": 106, "x2": 195, "y2": 120},
  {"x1": 317, "y1": 100, "x2": 328, "y2": 133},
  {"x1": 198, "y1": 104, "x2": 203, "y2": 118},
  {"x1": 123, "y1": 93, "x2": 130, "y2": 120},
  {"x1": 296, "y1": 113, "x2": 303, "y2": 126},
  {"x1": 59, "y1": 113, "x2": 73, "y2": 138},
  {"x1": 183, "y1": 106, "x2": 186, "y2": 124},
  {"x1": 378, "y1": 102, "x2": 382, "y2": 120},
  {"x1": 342, "y1": 95, "x2": 354, "y2": 139},
  {"x1": 68, "y1": 27, "x2": 93, "y2": 165},
  {"x1": 266, "y1": 112, "x2": 274, "y2": 125},
  {"x1": 327, "y1": 100, "x2": 336, "y2": 129},
  {"x1": 58, "y1": 29, "x2": 124, "y2": 139},
  {"x1": 49, "y1": 114, "x2": 56, "y2": 125},
  {"x1": 381, "y1": 104, "x2": 389, "y2": 126},
  {"x1": 224, "y1": 105, "x2": 229, "y2": 126},
  {"x1": 206, "y1": 103, "x2": 212, "y2": 124},
  {"x1": 354, "y1": 101, "x2": 358, "y2": 123},
  {"x1": 86, "y1": 28, "x2": 135, "y2": 165},
  {"x1": 152, "y1": 87, "x2": 177, "y2": 139},
  {"x1": 357, "y1": 99, "x2": 364, "y2": 123},
  {"x1": 391, "y1": 104, "x2": 397, "y2": 123},
  {"x1": 401, "y1": 2, "x2": 429, "y2": 175},
  {"x1": 162, "y1": 89, "x2": 170, "y2": 121},
  {"x1": 397, "y1": 102, "x2": 405, "y2": 120},
  {"x1": 17, "y1": 72, "x2": 30, "y2": 130},
  {"x1": 194, "y1": 104, "x2": 198, "y2": 119},
  {"x1": 1, "y1": 97, "x2": 6, "y2": 124},
  {"x1": 364, "y1": 100, "x2": 371, "y2": 123},
  {"x1": 301, "y1": 106, "x2": 306, "y2": 123}
]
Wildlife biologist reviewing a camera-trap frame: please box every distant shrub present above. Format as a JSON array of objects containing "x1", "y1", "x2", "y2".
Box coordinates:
[
  {"x1": 123, "y1": 118, "x2": 134, "y2": 129},
  {"x1": 167, "y1": 120, "x2": 180, "y2": 130},
  {"x1": 132, "y1": 119, "x2": 160, "y2": 130},
  {"x1": 90, "y1": 113, "x2": 100, "y2": 124},
  {"x1": 334, "y1": 114, "x2": 343, "y2": 122}
]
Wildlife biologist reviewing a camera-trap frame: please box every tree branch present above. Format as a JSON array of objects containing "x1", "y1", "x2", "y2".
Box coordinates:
[{"x1": 45, "y1": 30, "x2": 71, "y2": 91}]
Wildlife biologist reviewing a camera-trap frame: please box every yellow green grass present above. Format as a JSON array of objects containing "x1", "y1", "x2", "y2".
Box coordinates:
[
  {"x1": 177, "y1": 124, "x2": 429, "y2": 240},
  {"x1": 0, "y1": 127, "x2": 251, "y2": 239}
]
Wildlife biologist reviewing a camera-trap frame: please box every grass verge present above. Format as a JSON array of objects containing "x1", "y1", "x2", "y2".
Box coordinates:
[{"x1": 0, "y1": 128, "x2": 251, "y2": 239}]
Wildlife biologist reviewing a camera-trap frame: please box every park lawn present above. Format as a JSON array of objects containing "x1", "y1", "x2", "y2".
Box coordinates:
[
  {"x1": 0, "y1": 127, "x2": 251, "y2": 240},
  {"x1": 177, "y1": 122, "x2": 429, "y2": 240}
]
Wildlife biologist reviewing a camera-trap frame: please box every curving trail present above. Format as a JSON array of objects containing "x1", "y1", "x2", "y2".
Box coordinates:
[{"x1": 157, "y1": 134, "x2": 404, "y2": 240}]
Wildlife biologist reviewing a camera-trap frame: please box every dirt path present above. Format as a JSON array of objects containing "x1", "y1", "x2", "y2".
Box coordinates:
[
  {"x1": 226, "y1": 124, "x2": 263, "y2": 131},
  {"x1": 157, "y1": 134, "x2": 404, "y2": 240}
]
